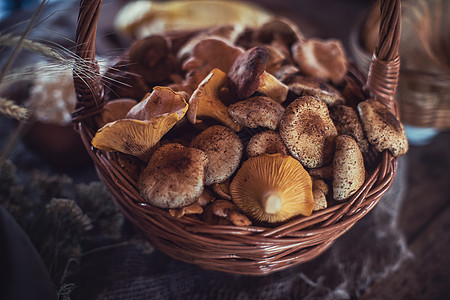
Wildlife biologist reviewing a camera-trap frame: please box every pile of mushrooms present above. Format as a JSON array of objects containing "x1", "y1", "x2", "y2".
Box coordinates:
[{"x1": 93, "y1": 17, "x2": 408, "y2": 226}]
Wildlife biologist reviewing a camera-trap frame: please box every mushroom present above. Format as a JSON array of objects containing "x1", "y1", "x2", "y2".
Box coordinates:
[
  {"x1": 212, "y1": 178, "x2": 232, "y2": 201},
  {"x1": 190, "y1": 125, "x2": 243, "y2": 186},
  {"x1": 227, "y1": 46, "x2": 288, "y2": 103},
  {"x1": 332, "y1": 135, "x2": 366, "y2": 201},
  {"x1": 128, "y1": 35, "x2": 178, "y2": 84},
  {"x1": 357, "y1": 99, "x2": 408, "y2": 157},
  {"x1": 292, "y1": 38, "x2": 348, "y2": 85},
  {"x1": 287, "y1": 76, "x2": 345, "y2": 107},
  {"x1": 228, "y1": 96, "x2": 284, "y2": 130},
  {"x1": 254, "y1": 17, "x2": 305, "y2": 48},
  {"x1": 91, "y1": 87, "x2": 188, "y2": 161},
  {"x1": 138, "y1": 143, "x2": 208, "y2": 208},
  {"x1": 307, "y1": 164, "x2": 333, "y2": 181},
  {"x1": 169, "y1": 202, "x2": 204, "y2": 218},
  {"x1": 230, "y1": 153, "x2": 314, "y2": 223},
  {"x1": 187, "y1": 68, "x2": 242, "y2": 131},
  {"x1": 311, "y1": 177, "x2": 329, "y2": 211},
  {"x1": 96, "y1": 98, "x2": 138, "y2": 127},
  {"x1": 246, "y1": 130, "x2": 289, "y2": 157},
  {"x1": 279, "y1": 96, "x2": 338, "y2": 168},
  {"x1": 202, "y1": 200, "x2": 252, "y2": 226}
]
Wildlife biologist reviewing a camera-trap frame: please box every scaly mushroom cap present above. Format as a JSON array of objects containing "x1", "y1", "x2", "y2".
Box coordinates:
[
  {"x1": 187, "y1": 68, "x2": 242, "y2": 131},
  {"x1": 332, "y1": 135, "x2": 366, "y2": 201},
  {"x1": 279, "y1": 96, "x2": 338, "y2": 168},
  {"x1": 96, "y1": 98, "x2": 138, "y2": 127},
  {"x1": 357, "y1": 99, "x2": 408, "y2": 157},
  {"x1": 287, "y1": 76, "x2": 345, "y2": 107},
  {"x1": 292, "y1": 38, "x2": 348, "y2": 84},
  {"x1": 230, "y1": 153, "x2": 314, "y2": 223},
  {"x1": 138, "y1": 143, "x2": 208, "y2": 208},
  {"x1": 228, "y1": 96, "x2": 284, "y2": 130},
  {"x1": 190, "y1": 125, "x2": 243, "y2": 185},
  {"x1": 126, "y1": 86, "x2": 188, "y2": 120},
  {"x1": 246, "y1": 130, "x2": 289, "y2": 157},
  {"x1": 228, "y1": 46, "x2": 268, "y2": 100}
]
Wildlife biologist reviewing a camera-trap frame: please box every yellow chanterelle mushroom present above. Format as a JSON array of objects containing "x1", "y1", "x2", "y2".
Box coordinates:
[{"x1": 230, "y1": 153, "x2": 314, "y2": 224}]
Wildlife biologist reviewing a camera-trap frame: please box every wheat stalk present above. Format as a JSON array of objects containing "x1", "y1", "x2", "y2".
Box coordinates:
[{"x1": 0, "y1": 98, "x2": 29, "y2": 121}]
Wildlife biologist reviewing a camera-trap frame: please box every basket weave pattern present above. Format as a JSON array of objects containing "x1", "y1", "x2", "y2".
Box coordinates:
[{"x1": 72, "y1": 0, "x2": 402, "y2": 275}]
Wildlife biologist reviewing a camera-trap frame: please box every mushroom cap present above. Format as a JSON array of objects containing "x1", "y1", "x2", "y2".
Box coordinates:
[
  {"x1": 228, "y1": 96, "x2": 285, "y2": 130},
  {"x1": 332, "y1": 135, "x2": 366, "y2": 201},
  {"x1": 187, "y1": 68, "x2": 242, "y2": 131},
  {"x1": 228, "y1": 46, "x2": 268, "y2": 100},
  {"x1": 138, "y1": 143, "x2": 208, "y2": 208},
  {"x1": 96, "y1": 98, "x2": 138, "y2": 127},
  {"x1": 190, "y1": 125, "x2": 243, "y2": 186},
  {"x1": 292, "y1": 38, "x2": 348, "y2": 84},
  {"x1": 246, "y1": 130, "x2": 289, "y2": 157},
  {"x1": 357, "y1": 99, "x2": 408, "y2": 157},
  {"x1": 126, "y1": 86, "x2": 188, "y2": 120},
  {"x1": 230, "y1": 153, "x2": 314, "y2": 223},
  {"x1": 254, "y1": 17, "x2": 305, "y2": 47},
  {"x1": 287, "y1": 76, "x2": 345, "y2": 107},
  {"x1": 279, "y1": 96, "x2": 338, "y2": 168}
]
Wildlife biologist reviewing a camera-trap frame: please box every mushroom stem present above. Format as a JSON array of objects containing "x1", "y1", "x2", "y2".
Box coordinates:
[{"x1": 261, "y1": 191, "x2": 282, "y2": 214}]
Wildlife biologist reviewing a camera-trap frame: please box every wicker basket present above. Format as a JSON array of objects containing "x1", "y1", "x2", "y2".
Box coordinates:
[
  {"x1": 72, "y1": 0, "x2": 402, "y2": 275},
  {"x1": 350, "y1": 0, "x2": 450, "y2": 130}
]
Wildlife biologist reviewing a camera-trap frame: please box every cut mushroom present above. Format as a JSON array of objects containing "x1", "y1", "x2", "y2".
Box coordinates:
[
  {"x1": 246, "y1": 130, "x2": 289, "y2": 157},
  {"x1": 230, "y1": 153, "x2": 314, "y2": 223},
  {"x1": 187, "y1": 68, "x2": 242, "y2": 131},
  {"x1": 333, "y1": 135, "x2": 366, "y2": 201},
  {"x1": 287, "y1": 76, "x2": 345, "y2": 107},
  {"x1": 138, "y1": 143, "x2": 208, "y2": 208},
  {"x1": 228, "y1": 96, "x2": 284, "y2": 130},
  {"x1": 279, "y1": 96, "x2": 338, "y2": 168},
  {"x1": 357, "y1": 99, "x2": 408, "y2": 157},
  {"x1": 190, "y1": 125, "x2": 243, "y2": 186},
  {"x1": 292, "y1": 38, "x2": 348, "y2": 84}
]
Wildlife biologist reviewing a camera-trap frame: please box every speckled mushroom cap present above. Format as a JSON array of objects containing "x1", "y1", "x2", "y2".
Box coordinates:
[
  {"x1": 357, "y1": 99, "x2": 408, "y2": 157},
  {"x1": 230, "y1": 153, "x2": 314, "y2": 224},
  {"x1": 332, "y1": 135, "x2": 366, "y2": 201},
  {"x1": 190, "y1": 125, "x2": 243, "y2": 185},
  {"x1": 227, "y1": 46, "x2": 268, "y2": 100},
  {"x1": 279, "y1": 96, "x2": 338, "y2": 168},
  {"x1": 287, "y1": 76, "x2": 345, "y2": 107},
  {"x1": 228, "y1": 96, "x2": 284, "y2": 130},
  {"x1": 138, "y1": 143, "x2": 208, "y2": 208},
  {"x1": 246, "y1": 130, "x2": 289, "y2": 157}
]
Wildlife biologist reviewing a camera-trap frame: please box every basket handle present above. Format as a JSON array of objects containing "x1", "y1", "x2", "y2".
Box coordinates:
[
  {"x1": 71, "y1": 0, "x2": 402, "y2": 122},
  {"x1": 365, "y1": 0, "x2": 401, "y2": 115}
]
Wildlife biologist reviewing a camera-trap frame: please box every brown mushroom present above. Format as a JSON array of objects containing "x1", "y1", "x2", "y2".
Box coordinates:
[
  {"x1": 169, "y1": 202, "x2": 204, "y2": 218},
  {"x1": 228, "y1": 96, "x2": 284, "y2": 130},
  {"x1": 307, "y1": 164, "x2": 333, "y2": 181},
  {"x1": 96, "y1": 98, "x2": 138, "y2": 127},
  {"x1": 357, "y1": 99, "x2": 408, "y2": 157},
  {"x1": 292, "y1": 38, "x2": 348, "y2": 84},
  {"x1": 246, "y1": 130, "x2": 289, "y2": 157},
  {"x1": 311, "y1": 177, "x2": 329, "y2": 211},
  {"x1": 332, "y1": 135, "x2": 366, "y2": 201},
  {"x1": 138, "y1": 143, "x2": 208, "y2": 208},
  {"x1": 254, "y1": 17, "x2": 305, "y2": 47},
  {"x1": 210, "y1": 200, "x2": 252, "y2": 226},
  {"x1": 230, "y1": 153, "x2": 314, "y2": 223},
  {"x1": 187, "y1": 68, "x2": 242, "y2": 131},
  {"x1": 227, "y1": 46, "x2": 288, "y2": 102},
  {"x1": 279, "y1": 96, "x2": 338, "y2": 168},
  {"x1": 212, "y1": 179, "x2": 232, "y2": 201},
  {"x1": 190, "y1": 125, "x2": 243, "y2": 186},
  {"x1": 287, "y1": 76, "x2": 345, "y2": 107}
]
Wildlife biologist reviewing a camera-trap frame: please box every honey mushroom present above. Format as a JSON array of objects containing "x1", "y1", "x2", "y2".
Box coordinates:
[
  {"x1": 291, "y1": 38, "x2": 348, "y2": 85},
  {"x1": 246, "y1": 130, "x2": 289, "y2": 157},
  {"x1": 138, "y1": 143, "x2": 208, "y2": 208},
  {"x1": 357, "y1": 99, "x2": 408, "y2": 157},
  {"x1": 227, "y1": 46, "x2": 288, "y2": 103},
  {"x1": 332, "y1": 135, "x2": 366, "y2": 201},
  {"x1": 230, "y1": 153, "x2": 314, "y2": 224},
  {"x1": 186, "y1": 68, "x2": 242, "y2": 131},
  {"x1": 91, "y1": 87, "x2": 188, "y2": 162},
  {"x1": 279, "y1": 95, "x2": 338, "y2": 169},
  {"x1": 228, "y1": 96, "x2": 285, "y2": 130},
  {"x1": 190, "y1": 125, "x2": 243, "y2": 186}
]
